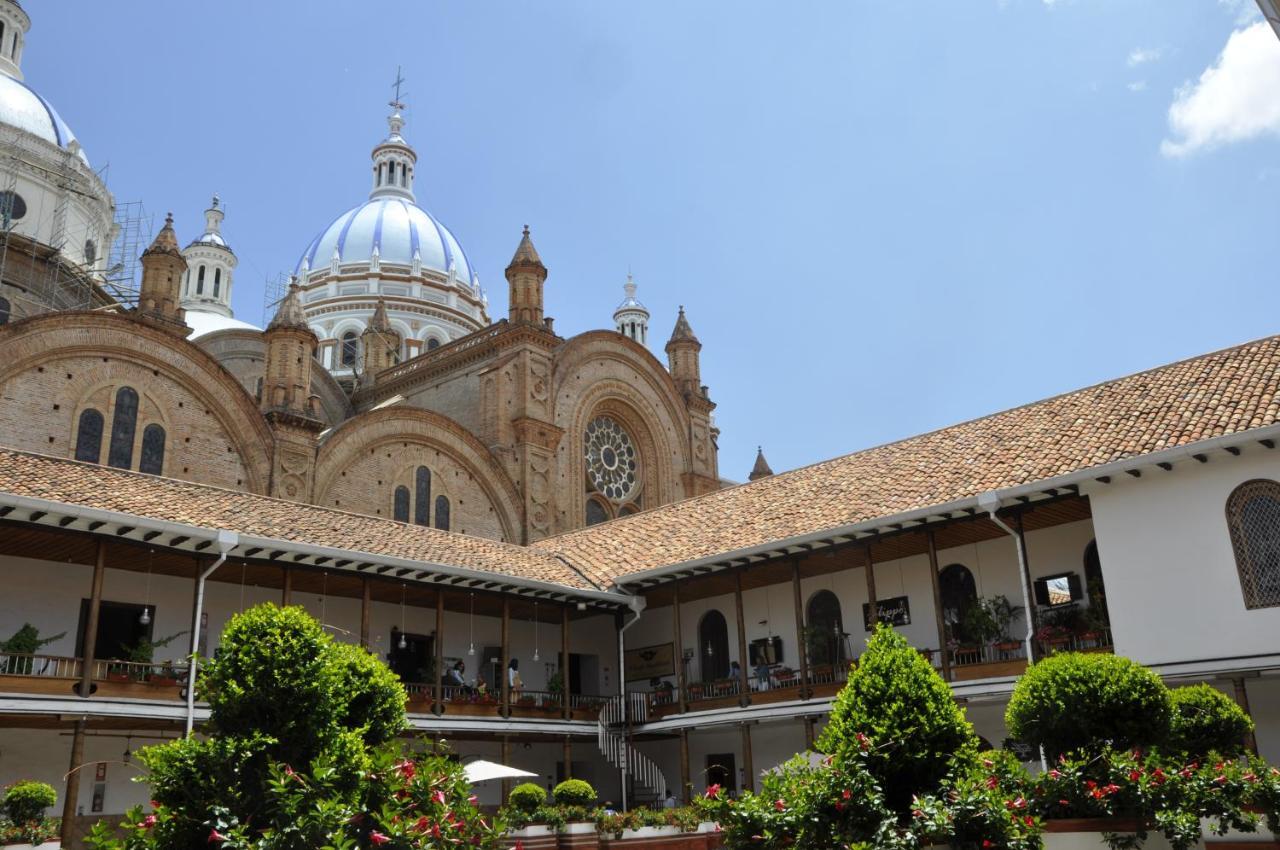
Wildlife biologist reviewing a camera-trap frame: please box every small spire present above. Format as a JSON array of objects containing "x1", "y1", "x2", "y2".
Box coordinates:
[
  {"x1": 368, "y1": 298, "x2": 393, "y2": 332},
  {"x1": 668, "y1": 305, "x2": 698, "y2": 343},
  {"x1": 507, "y1": 224, "x2": 544, "y2": 269},
  {"x1": 749, "y1": 446, "x2": 775, "y2": 481},
  {"x1": 143, "y1": 212, "x2": 181, "y2": 256},
  {"x1": 268, "y1": 280, "x2": 309, "y2": 330}
]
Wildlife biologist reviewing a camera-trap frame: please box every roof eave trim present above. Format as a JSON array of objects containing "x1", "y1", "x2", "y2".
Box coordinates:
[{"x1": 615, "y1": 422, "x2": 1280, "y2": 588}]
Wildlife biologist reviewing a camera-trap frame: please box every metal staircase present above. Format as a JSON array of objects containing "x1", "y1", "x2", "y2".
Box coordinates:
[{"x1": 597, "y1": 692, "x2": 667, "y2": 803}]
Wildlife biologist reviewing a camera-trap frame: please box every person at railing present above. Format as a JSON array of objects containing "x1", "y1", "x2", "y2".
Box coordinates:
[
  {"x1": 442, "y1": 660, "x2": 470, "y2": 699},
  {"x1": 728, "y1": 660, "x2": 742, "y2": 693},
  {"x1": 508, "y1": 658, "x2": 523, "y2": 702},
  {"x1": 753, "y1": 661, "x2": 771, "y2": 691}
]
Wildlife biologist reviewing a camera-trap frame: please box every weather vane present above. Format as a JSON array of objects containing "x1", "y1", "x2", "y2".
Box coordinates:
[{"x1": 389, "y1": 65, "x2": 408, "y2": 112}]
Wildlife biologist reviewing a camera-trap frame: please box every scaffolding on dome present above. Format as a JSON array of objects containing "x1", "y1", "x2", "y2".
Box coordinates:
[
  {"x1": 261, "y1": 271, "x2": 291, "y2": 327},
  {"x1": 0, "y1": 124, "x2": 145, "y2": 317}
]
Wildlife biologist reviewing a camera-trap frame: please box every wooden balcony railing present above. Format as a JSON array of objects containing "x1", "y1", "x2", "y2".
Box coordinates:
[
  {"x1": 0, "y1": 652, "x2": 82, "y2": 679},
  {"x1": 402, "y1": 682, "x2": 609, "y2": 720}
]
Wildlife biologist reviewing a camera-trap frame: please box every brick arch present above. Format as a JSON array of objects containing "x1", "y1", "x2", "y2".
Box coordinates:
[
  {"x1": 0, "y1": 312, "x2": 274, "y2": 492},
  {"x1": 313, "y1": 407, "x2": 522, "y2": 542}
]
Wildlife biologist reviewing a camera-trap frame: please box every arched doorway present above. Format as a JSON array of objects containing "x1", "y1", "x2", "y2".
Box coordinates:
[
  {"x1": 938, "y1": 563, "x2": 978, "y2": 642},
  {"x1": 805, "y1": 590, "x2": 846, "y2": 667},
  {"x1": 698, "y1": 610, "x2": 730, "y2": 681}
]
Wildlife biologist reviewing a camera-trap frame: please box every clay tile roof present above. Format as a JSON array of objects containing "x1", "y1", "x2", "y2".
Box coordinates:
[
  {"x1": 536, "y1": 333, "x2": 1280, "y2": 581},
  {"x1": 0, "y1": 449, "x2": 607, "y2": 592},
  {"x1": 267, "y1": 283, "x2": 309, "y2": 331},
  {"x1": 506, "y1": 225, "x2": 544, "y2": 270},
  {"x1": 142, "y1": 212, "x2": 182, "y2": 257},
  {"x1": 667, "y1": 306, "x2": 698, "y2": 345}
]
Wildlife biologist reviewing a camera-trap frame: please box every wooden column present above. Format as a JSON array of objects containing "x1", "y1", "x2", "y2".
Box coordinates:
[
  {"x1": 679, "y1": 728, "x2": 691, "y2": 803},
  {"x1": 78, "y1": 542, "x2": 106, "y2": 697},
  {"x1": 500, "y1": 597, "x2": 511, "y2": 717},
  {"x1": 734, "y1": 571, "x2": 750, "y2": 705},
  {"x1": 791, "y1": 559, "x2": 810, "y2": 698},
  {"x1": 563, "y1": 737, "x2": 573, "y2": 779},
  {"x1": 281, "y1": 566, "x2": 292, "y2": 605},
  {"x1": 926, "y1": 530, "x2": 952, "y2": 682},
  {"x1": 562, "y1": 605, "x2": 572, "y2": 720},
  {"x1": 864, "y1": 545, "x2": 878, "y2": 630},
  {"x1": 1014, "y1": 513, "x2": 1038, "y2": 661},
  {"x1": 1230, "y1": 676, "x2": 1259, "y2": 754},
  {"x1": 740, "y1": 724, "x2": 754, "y2": 794},
  {"x1": 803, "y1": 716, "x2": 815, "y2": 749},
  {"x1": 433, "y1": 591, "x2": 445, "y2": 716},
  {"x1": 59, "y1": 717, "x2": 87, "y2": 847},
  {"x1": 360, "y1": 578, "x2": 372, "y2": 648},
  {"x1": 501, "y1": 735, "x2": 512, "y2": 801},
  {"x1": 673, "y1": 578, "x2": 687, "y2": 713}
]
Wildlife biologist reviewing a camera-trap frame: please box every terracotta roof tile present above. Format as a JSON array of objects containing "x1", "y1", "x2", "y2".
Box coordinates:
[
  {"x1": 0, "y1": 450, "x2": 599, "y2": 591},
  {"x1": 537, "y1": 334, "x2": 1280, "y2": 580}
]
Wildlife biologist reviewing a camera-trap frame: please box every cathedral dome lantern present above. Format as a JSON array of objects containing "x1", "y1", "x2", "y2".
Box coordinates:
[
  {"x1": 613, "y1": 272, "x2": 649, "y2": 346},
  {"x1": 293, "y1": 73, "x2": 488, "y2": 378},
  {"x1": 181, "y1": 195, "x2": 242, "y2": 327}
]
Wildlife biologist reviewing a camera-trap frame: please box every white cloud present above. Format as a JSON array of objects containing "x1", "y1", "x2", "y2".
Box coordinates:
[
  {"x1": 1128, "y1": 47, "x2": 1162, "y2": 67},
  {"x1": 1128, "y1": 80, "x2": 1148, "y2": 92},
  {"x1": 1161, "y1": 22, "x2": 1280, "y2": 157}
]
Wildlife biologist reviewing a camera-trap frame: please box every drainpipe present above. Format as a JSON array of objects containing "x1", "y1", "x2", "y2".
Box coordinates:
[
  {"x1": 185, "y1": 530, "x2": 239, "y2": 736},
  {"x1": 616, "y1": 594, "x2": 646, "y2": 812},
  {"x1": 977, "y1": 492, "x2": 1034, "y2": 664}
]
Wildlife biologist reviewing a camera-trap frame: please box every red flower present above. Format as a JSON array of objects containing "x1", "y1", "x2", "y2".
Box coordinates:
[
  {"x1": 835, "y1": 802, "x2": 845, "y2": 812},
  {"x1": 468, "y1": 795, "x2": 479, "y2": 805},
  {"x1": 841, "y1": 789, "x2": 851, "y2": 801},
  {"x1": 1243, "y1": 772, "x2": 1258, "y2": 783},
  {"x1": 1006, "y1": 797, "x2": 1026, "y2": 810},
  {"x1": 284, "y1": 765, "x2": 297, "y2": 779},
  {"x1": 1214, "y1": 774, "x2": 1227, "y2": 785},
  {"x1": 1047, "y1": 770, "x2": 1061, "y2": 780},
  {"x1": 986, "y1": 776, "x2": 999, "y2": 790},
  {"x1": 774, "y1": 799, "x2": 786, "y2": 811},
  {"x1": 705, "y1": 784, "x2": 722, "y2": 799},
  {"x1": 1128, "y1": 770, "x2": 1140, "y2": 782},
  {"x1": 370, "y1": 831, "x2": 391, "y2": 846},
  {"x1": 1151, "y1": 768, "x2": 1167, "y2": 785},
  {"x1": 982, "y1": 841, "x2": 993, "y2": 848},
  {"x1": 414, "y1": 817, "x2": 431, "y2": 833},
  {"x1": 514, "y1": 842, "x2": 524, "y2": 850},
  {"x1": 397, "y1": 760, "x2": 416, "y2": 780},
  {"x1": 432, "y1": 789, "x2": 448, "y2": 806},
  {"x1": 1023, "y1": 816, "x2": 1034, "y2": 827},
  {"x1": 208, "y1": 829, "x2": 227, "y2": 844},
  {"x1": 150, "y1": 800, "x2": 160, "y2": 810},
  {"x1": 140, "y1": 815, "x2": 157, "y2": 830}
]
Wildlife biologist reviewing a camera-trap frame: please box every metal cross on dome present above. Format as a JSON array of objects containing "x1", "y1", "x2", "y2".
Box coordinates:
[{"x1": 389, "y1": 66, "x2": 408, "y2": 112}]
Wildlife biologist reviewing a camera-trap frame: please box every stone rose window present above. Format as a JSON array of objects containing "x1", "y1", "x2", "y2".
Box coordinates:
[{"x1": 584, "y1": 415, "x2": 639, "y2": 503}]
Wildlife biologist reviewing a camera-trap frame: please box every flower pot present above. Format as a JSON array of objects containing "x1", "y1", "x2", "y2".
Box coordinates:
[
  {"x1": 504, "y1": 824, "x2": 557, "y2": 850},
  {"x1": 559, "y1": 821, "x2": 599, "y2": 850}
]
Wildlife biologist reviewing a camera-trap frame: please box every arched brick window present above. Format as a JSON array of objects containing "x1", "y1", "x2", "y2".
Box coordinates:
[
  {"x1": 107, "y1": 387, "x2": 139, "y2": 469},
  {"x1": 414, "y1": 466, "x2": 431, "y2": 526},
  {"x1": 139, "y1": 424, "x2": 165, "y2": 475},
  {"x1": 393, "y1": 485, "x2": 410, "y2": 522},
  {"x1": 585, "y1": 496, "x2": 609, "y2": 526},
  {"x1": 1226, "y1": 479, "x2": 1280, "y2": 609},
  {"x1": 434, "y1": 495, "x2": 450, "y2": 531},
  {"x1": 74, "y1": 409, "x2": 104, "y2": 463}
]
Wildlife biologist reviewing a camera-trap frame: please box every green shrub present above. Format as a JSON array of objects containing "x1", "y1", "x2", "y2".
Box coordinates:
[
  {"x1": 508, "y1": 782, "x2": 547, "y2": 813},
  {"x1": 1166, "y1": 684, "x2": 1254, "y2": 759},
  {"x1": 3, "y1": 779, "x2": 57, "y2": 824},
  {"x1": 816, "y1": 624, "x2": 977, "y2": 816},
  {"x1": 552, "y1": 778, "x2": 596, "y2": 807},
  {"x1": 1005, "y1": 652, "x2": 1171, "y2": 758}
]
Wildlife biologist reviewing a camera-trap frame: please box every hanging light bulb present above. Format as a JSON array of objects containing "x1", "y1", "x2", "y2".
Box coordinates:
[
  {"x1": 532, "y1": 601, "x2": 540, "y2": 663},
  {"x1": 398, "y1": 584, "x2": 407, "y2": 649},
  {"x1": 467, "y1": 593, "x2": 476, "y2": 656},
  {"x1": 705, "y1": 640, "x2": 714, "y2": 658},
  {"x1": 122, "y1": 736, "x2": 132, "y2": 764},
  {"x1": 139, "y1": 606, "x2": 151, "y2": 626},
  {"x1": 140, "y1": 549, "x2": 154, "y2": 624}
]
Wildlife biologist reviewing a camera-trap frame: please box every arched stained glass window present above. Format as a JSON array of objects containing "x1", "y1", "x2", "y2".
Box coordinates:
[
  {"x1": 585, "y1": 497, "x2": 609, "y2": 527},
  {"x1": 196, "y1": 265, "x2": 205, "y2": 295},
  {"x1": 213, "y1": 268, "x2": 222, "y2": 298},
  {"x1": 434, "y1": 495, "x2": 450, "y2": 531},
  {"x1": 341, "y1": 331, "x2": 359, "y2": 366},
  {"x1": 107, "y1": 387, "x2": 139, "y2": 469},
  {"x1": 806, "y1": 590, "x2": 846, "y2": 666},
  {"x1": 139, "y1": 424, "x2": 165, "y2": 475},
  {"x1": 393, "y1": 486, "x2": 410, "y2": 523},
  {"x1": 1227, "y1": 480, "x2": 1280, "y2": 609},
  {"x1": 74, "y1": 408, "x2": 103, "y2": 463},
  {"x1": 414, "y1": 466, "x2": 431, "y2": 526}
]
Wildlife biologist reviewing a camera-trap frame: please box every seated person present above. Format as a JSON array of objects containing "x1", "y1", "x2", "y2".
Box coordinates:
[{"x1": 445, "y1": 661, "x2": 469, "y2": 695}]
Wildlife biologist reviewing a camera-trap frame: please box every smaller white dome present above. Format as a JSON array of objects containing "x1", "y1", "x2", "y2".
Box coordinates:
[
  {"x1": 186, "y1": 309, "x2": 260, "y2": 339},
  {"x1": 0, "y1": 74, "x2": 88, "y2": 164}
]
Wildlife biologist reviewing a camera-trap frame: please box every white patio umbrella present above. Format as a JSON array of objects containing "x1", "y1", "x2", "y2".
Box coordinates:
[{"x1": 463, "y1": 759, "x2": 538, "y2": 784}]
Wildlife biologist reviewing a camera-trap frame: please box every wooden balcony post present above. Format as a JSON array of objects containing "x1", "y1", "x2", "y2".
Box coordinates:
[
  {"x1": 864, "y1": 545, "x2": 878, "y2": 631},
  {"x1": 433, "y1": 591, "x2": 445, "y2": 716},
  {"x1": 281, "y1": 566, "x2": 292, "y2": 606},
  {"x1": 926, "y1": 530, "x2": 952, "y2": 682},
  {"x1": 672, "y1": 578, "x2": 687, "y2": 713},
  {"x1": 679, "y1": 728, "x2": 691, "y2": 803},
  {"x1": 360, "y1": 578, "x2": 372, "y2": 648},
  {"x1": 59, "y1": 716, "x2": 87, "y2": 847},
  {"x1": 561, "y1": 604, "x2": 572, "y2": 720},
  {"x1": 803, "y1": 715, "x2": 815, "y2": 749},
  {"x1": 563, "y1": 736, "x2": 573, "y2": 779},
  {"x1": 740, "y1": 723, "x2": 754, "y2": 794},
  {"x1": 78, "y1": 542, "x2": 106, "y2": 697},
  {"x1": 734, "y1": 571, "x2": 750, "y2": 706},
  {"x1": 1230, "y1": 676, "x2": 1259, "y2": 754},
  {"x1": 500, "y1": 597, "x2": 510, "y2": 717},
  {"x1": 501, "y1": 735, "x2": 512, "y2": 801},
  {"x1": 792, "y1": 558, "x2": 810, "y2": 698}
]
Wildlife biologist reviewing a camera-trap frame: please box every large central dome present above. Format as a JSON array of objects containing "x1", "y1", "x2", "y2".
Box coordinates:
[{"x1": 295, "y1": 196, "x2": 472, "y2": 283}]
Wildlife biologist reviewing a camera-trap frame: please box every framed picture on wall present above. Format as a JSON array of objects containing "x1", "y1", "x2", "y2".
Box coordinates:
[{"x1": 862, "y1": 596, "x2": 911, "y2": 630}]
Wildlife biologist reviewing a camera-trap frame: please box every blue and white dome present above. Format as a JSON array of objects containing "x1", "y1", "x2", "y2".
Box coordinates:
[
  {"x1": 0, "y1": 74, "x2": 89, "y2": 165},
  {"x1": 294, "y1": 196, "x2": 473, "y2": 283}
]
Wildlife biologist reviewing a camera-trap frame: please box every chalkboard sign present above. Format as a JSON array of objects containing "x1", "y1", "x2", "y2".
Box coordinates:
[{"x1": 862, "y1": 596, "x2": 911, "y2": 630}]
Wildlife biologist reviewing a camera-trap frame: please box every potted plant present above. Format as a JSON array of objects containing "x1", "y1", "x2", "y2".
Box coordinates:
[
  {"x1": 546, "y1": 669, "x2": 565, "y2": 708},
  {"x1": 122, "y1": 631, "x2": 188, "y2": 682},
  {"x1": 980, "y1": 595, "x2": 1024, "y2": 653}
]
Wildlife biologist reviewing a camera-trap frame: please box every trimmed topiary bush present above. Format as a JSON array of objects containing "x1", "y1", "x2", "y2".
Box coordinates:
[
  {"x1": 1005, "y1": 651, "x2": 1171, "y2": 758},
  {"x1": 552, "y1": 778, "x2": 596, "y2": 808},
  {"x1": 1166, "y1": 683, "x2": 1254, "y2": 758},
  {"x1": 3, "y1": 779, "x2": 57, "y2": 825},
  {"x1": 816, "y1": 624, "x2": 977, "y2": 816},
  {"x1": 508, "y1": 782, "x2": 547, "y2": 814}
]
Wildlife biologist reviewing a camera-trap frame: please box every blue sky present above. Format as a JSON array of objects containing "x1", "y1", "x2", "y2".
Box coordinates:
[{"x1": 28, "y1": 1, "x2": 1280, "y2": 481}]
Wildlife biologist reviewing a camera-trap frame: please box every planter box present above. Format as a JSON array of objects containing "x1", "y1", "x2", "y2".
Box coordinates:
[
  {"x1": 1043, "y1": 819, "x2": 1176, "y2": 850},
  {"x1": 503, "y1": 824, "x2": 557, "y2": 850},
  {"x1": 559, "y1": 821, "x2": 598, "y2": 850}
]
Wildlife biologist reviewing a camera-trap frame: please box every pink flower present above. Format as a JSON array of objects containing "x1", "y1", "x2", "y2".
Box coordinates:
[
  {"x1": 514, "y1": 841, "x2": 525, "y2": 850},
  {"x1": 705, "y1": 784, "x2": 722, "y2": 799},
  {"x1": 1047, "y1": 770, "x2": 1061, "y2": 780},
  {"x1": 432, "y1": 789, "x2": 448, "y2": 806},
  {"x1": 397, "y1": 760, "x2": 416, "y2": 780},
  {"x1": 370, "y1": 831, "x2": 391, "y2": 846},
  {"x1": 774, "y1": 799, "x2": 786, "y2": 811},
  {"x1": 140, "y1": 815, "x2": 157, "y2": 830},
  {"x1": 208, "y1": 829, "x2": 227, "y2": 844}
]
